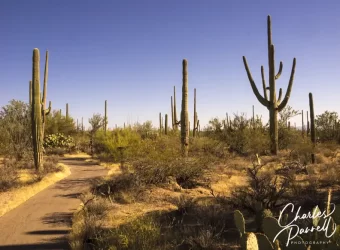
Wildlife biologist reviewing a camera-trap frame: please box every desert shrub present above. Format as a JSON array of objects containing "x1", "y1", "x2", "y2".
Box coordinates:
[
  {"x1": 0, "y1": 158, "x2": 19, "y2": 191},
  {"x1": 73, "y1": 132, "x2": 90, "y2": 153},
  {"x1": 133, "y1": 157, "x2": 206, "y2": 188},
  {"x1": 93, "y1": 129, "x2": 142, "y2": 162},
  {"x1": 94, "y1": 214, "x2": 162, "y2": 250},
  {"x1": 72, "y1": 194, "x2": 111, "y2": 250},
  {"x1": 91, "y1": 173, "x2": 141, "y2": 203},
  {"x1": 36, "y1": 156, "x2": 62, "y2": 179},
  {"x1": 230, "y1": 162, "x2": 291, "y2": 213},
  {"x1": 44, "y1": 110, "x2": 77, "y2": 136},
  {"x1": 315, "y1": 111, "x2": 340, "y2": 143},
  {"x1": 44, "y1": 133, "x2": 75, "y2": 155},
  {"x1": 133, "y1": 121, "x2": 159, "y2": 139},
  {"x1": 0, "y1": 100, "x2": 32, "y2": 161},
  {"x1": 189, "y1": 137, "x2": 229, "y2": 159},
  {"x1": 130, "y1": 137, "x2": 209, "y2": 188},
  {"x1": 288, "y1": 139, "x2": 314, "y2": 165}
]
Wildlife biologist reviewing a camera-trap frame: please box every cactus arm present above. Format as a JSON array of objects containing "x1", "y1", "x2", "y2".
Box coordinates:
[
  {"x1": 261, "y1": 66, "x2": 269, "y2": 101},
  {"x1": 275, "y1": 61, "x2": 283, "y2": 80},
  {"x1": 44, "y1": 101, "x2": 51, "y2": 116},
  {"x1": 42, "y1": 51, "x2": 48, "y2": 108},
  {"x1": 243, "y1": 56, "x2": 269, "y2": 107},
  {"x1": 277, "y1": 88, "x2": 282, "y2": 104},
  {"x1": 277, "y1": 58, "x2": 296, "y2": 112}
]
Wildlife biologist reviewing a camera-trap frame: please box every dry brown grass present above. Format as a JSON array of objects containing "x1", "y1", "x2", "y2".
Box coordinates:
[
  {"x1": 0, "y1": 163, "x2": 71, "y2": 217},
  {"x1": 68, "y1": 143, "x2": 340, "y2": 249}
]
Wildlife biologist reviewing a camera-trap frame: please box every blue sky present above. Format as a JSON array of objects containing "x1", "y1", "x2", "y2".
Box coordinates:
[{"x1": 1, "y1": 1, "x2": 340, "y2": 129}]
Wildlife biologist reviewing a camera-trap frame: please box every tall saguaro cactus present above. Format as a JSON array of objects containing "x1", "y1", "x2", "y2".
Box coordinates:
[
  {"x1": 309, "y1": 93, "x2": 316, "y2": 163},
  {"x1": 159, "y1": 112, "x2": 162, "y2": 134},
  {"x1": 31, "y1": 48, "x2": 51, "y2": 172},
  {"x1": 66, "y1": 103, "x2": 69, "y2": 120},
  {"x1": 181, "y1": 59, "x2": 189, "y2": 157},
  {"x1": 173, "y1": 86, "x2": 179, "y2": 130},
  {"x1": 193, "y1": 88, "x2": 198, "y2": 137},
  {"x1": 171, "y1": 96, "x2": 174, "y2": 129},
  {"x1": 104, "y1": 100, "x2": 107, "y2": 134},
  {"x1": 41, "y1": 51, "x2": 50, "y2": 139},
  {"x1": 165, "y1": 114, "x2": 168, "y2": 135},
  {"x1": 243, "y1": 15, "x2": 296, "y2": 155},
  {"x1": 307, "y1": 111, "x2": 310, "y2": 136}
]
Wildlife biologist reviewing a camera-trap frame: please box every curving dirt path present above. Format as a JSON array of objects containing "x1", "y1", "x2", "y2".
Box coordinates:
[{"x1": 0, "y1": 156, "x2": 108, "y2": 250}]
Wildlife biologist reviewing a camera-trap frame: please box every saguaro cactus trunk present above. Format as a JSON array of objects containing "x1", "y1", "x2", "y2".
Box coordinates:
[
  {"x1": 31, "y1": 49, "x2": 51, "y2": 172},
  {"x1": 181, "y1": 59, "x2": 189, "y2": 157},
  {"x1": 173, "y1": 86, "x2": 179, "y2": 130},
  {"x1": 104, "y1": 100, "x2": 107, "y2": 134},
  {"x1": 159, "y1": 112, "x2": 162, "y2": 134},
  {"x1": 307, "y1": 111, "x2": 310, "y2": 136},
  {"x1": 66, "y1": 103, "x2": 69, "y2": 120},
  {"x1": 165, "y1": 114, "x2": 168, "y2": 135},
  {"x1": 243, "y1": 15, "x2": 296, "y2": 155},
  {"x1": 193, "y1": 88, "x2": 198, "y2": 137},
  {"x1": 171, "y1": 96, "x2": 174, "y2": 129},
  {"x1": 309, "y1": 93, "x2": 316, "y2": 163},
  {"x1": 41, "y1": 51, "x2": 50, "y2": 139}
]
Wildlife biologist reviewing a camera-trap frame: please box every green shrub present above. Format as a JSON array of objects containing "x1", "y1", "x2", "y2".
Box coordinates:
[
  {"x1": 44, "y1": 133, "x2": 75, "y2": 155},
  {"x1": 0, "y1": 100, "x2": 32, "y2": 161},
  {"x1": 93, "y1": 129, "x2": 142, "y2": 162}
]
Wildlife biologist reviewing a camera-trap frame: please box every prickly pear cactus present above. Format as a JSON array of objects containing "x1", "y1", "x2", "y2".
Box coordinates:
[
  {"x1": 274, "y1": 240, "x2": 281, "y2": 250},
  {"x1": 240, "y1": 232, "x2": 259, "y2": 250},
  {"x1": 234, "y1": 210, "x2": 246, "y2": 238},
  {"x1": 255, "y1": 233, "x2": 274, "y2": 250},
  {"x1": 263, "y1": 216, "x2": 289, "y2": 244},
  {"x1": 312, "y1": 206, "x2": 322, "y2": 227},
  {"x1": 256, "y1": 208, "x2": 273, "y2": 232}
]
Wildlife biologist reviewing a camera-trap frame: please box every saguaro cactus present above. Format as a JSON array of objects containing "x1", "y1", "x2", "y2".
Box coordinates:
[
  {"x1": 243, "y1": 15, "x2": 296, "y2": 155},
  {"x1": 165, "y1": 114, "x2": 168, "y2": 135},
  {"x1": 82, "y1": 117, "x2": 84, "y2": 131},
  {"x1": 66, "y1": 103, "x2": 69, "y2": 120},
  {"x1": 159, "y1": 112, "x2": 162, "y2": 134},
  {"x1": 31, "y1": 48, "x2": 51, "y2": 172},
  {"x1": 309, "y1": 93, "x2": 316, "y2": 163},
  {"x1": 302, "y1": 110, "x2": 305, "y2": 137},
  {"x1": 104, "y1": 100, "x2": 107, "y2": 134},
  {"x1": 193, "y1": 88, "x2": 198, "y2": 137},
  {"x1": 173, "y1": 86, "x2": 179, "y2": 130},
  {"x1": 171, "y1": 96, "x2": 174, "y2": 129},
  {"x1": 307, "y1": 110, "x2": 310, "y2": 136},
  {"x1": 181, "y1": 59, "x2": 189, "y2": 157},
  {"x1": 41, "y1": 51, "x2": 50, "y2": 139}
]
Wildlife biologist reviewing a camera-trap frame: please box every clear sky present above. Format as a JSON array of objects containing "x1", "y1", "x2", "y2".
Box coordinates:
[{"x1": 1, "y1": 1, "x2": 340, "y2": 129}]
